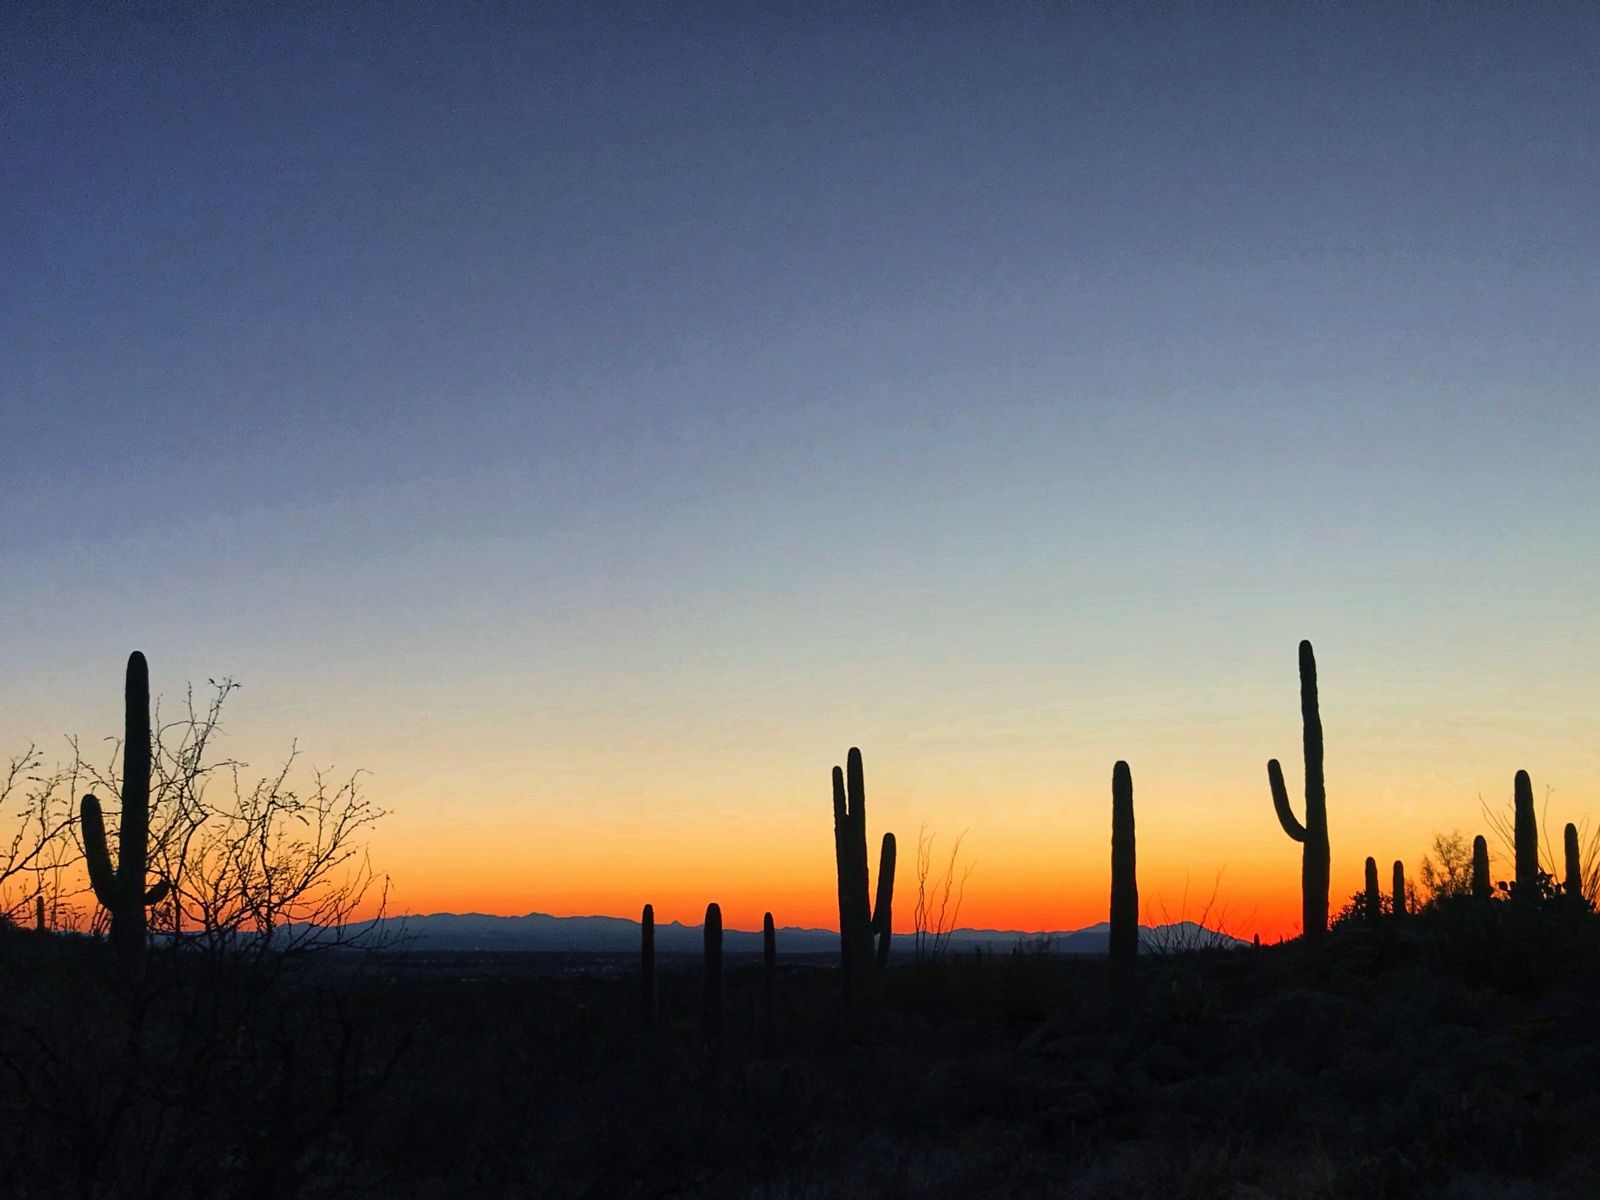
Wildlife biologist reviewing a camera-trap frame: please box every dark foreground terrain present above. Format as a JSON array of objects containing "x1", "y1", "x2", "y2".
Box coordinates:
[{"x1": 4, "y1": 909, "x2": 1598, "y2": 1199}]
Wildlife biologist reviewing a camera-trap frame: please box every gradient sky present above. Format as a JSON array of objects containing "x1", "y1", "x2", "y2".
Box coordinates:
[{"x1": 4, "y1": 5, "x2": 1597, "y2": 938}]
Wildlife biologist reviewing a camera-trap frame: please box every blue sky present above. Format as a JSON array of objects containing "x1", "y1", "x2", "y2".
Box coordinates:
[{"x1": 3, "y1": 5, "x2": 1596, "y2": 925}]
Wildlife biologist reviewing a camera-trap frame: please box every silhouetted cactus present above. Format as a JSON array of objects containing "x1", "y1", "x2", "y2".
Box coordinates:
[
  {"x1": 640, "y1": 903, "x2": 655, "y2": 1032},
  {"x1": 1109, "y1": 760, "x2": 1138, "y2": 959},
  {"x1": 1471, "y1": 835, "x2": 1491, "y2": 901},
  {"x1": 761, "y1": 911, "x2": 776, "y2": 1051},
  {"x1": 34, "y1": 895, "x2": 44, "y2": 934},
  {"x1": 831, "y1": 748, "x2": 896, "y2": 1002},
  {"x1": 1364, "y1": 857, "x2": 1381, "y2": 928},
  {"x1": 1513, "y1": 770, "x2": 1538, "y2": 900},
  {"x1": 81, "y1": 652, "x2": 170, "y2": 965},
  {"x1": 702, "y1": 902, "x2": 722, "y2": 1040},
  {"x1": 1392, "y1": 860, "x2": 1406, "y2": 922},
  {"x1": 1268, "y1": 640, "x2": 1330, "y2": 943},
  {"x1": 1564, "y1": 822, "x2": 1584, "y2": 908}
]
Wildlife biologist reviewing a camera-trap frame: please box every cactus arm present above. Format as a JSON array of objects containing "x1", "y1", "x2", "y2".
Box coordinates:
[
  {"x1": 1364, "y1": 857, "x2": 1381, "y2": 926},
  {"x1": 1392, "y1": 861, "x2": 1406, "y2": 919},
  {"x1": 872, "y1": 832, "x2": 895, "y2": 970},
  {"x1": 1268, "y1": 760, "x2": 1307, "y2": 843},
  {"x1": 80, "y1": 794, "x2": 118, "y2": 907},
  {"x1": 831, "y1": 766, "x2": 851, "y2": 970},
  {"x1": 1564, "y1": 823, "x2": 1582, "y2": 903}
]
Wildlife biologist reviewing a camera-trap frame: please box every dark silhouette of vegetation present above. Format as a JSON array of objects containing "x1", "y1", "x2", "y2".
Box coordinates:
[
  {"x1": 1267, "y1": 640, "x2": 1329, "y2": 943},
  {"x1": 1514, "y1": 768, "x2": 1539, "y2": 900},
  {"x1": 1109, "y1": 760, "x2": 1137, "y2": 960},
  {"x1": 702, "y1": 900, "x2": 722, "y2": 1041},
  {"x1": 79, "y1": 652, "x2": 170, "y2": 966},
  {"x1": 830, "y1": 747, "x2": 895, "y2": 1004},
  {"x1": 640, "y1": 901, "x2": 655, "y2": 1032},
  {"x1": 1392, "y1": 860, "x2": 1407, "y2": 922},
  {"x1": 1364, "y1": 856, "x2": 1382, "y2": 928},
  {"x1": 761, "y1": 910, "x2": 776, "y2": 1052},
  {"x1": 1472, "y1": 833, "x2": 1492, "y2": 900}
]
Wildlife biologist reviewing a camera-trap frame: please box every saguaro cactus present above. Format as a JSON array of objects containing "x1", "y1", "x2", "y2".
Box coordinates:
[
  {"x1": 1268, "y1": 640, "x2": 1330, "y2": 943},
  {"x1": 1392, "y1": 860, "x2": 1406, "y2": 922},
  {"x1": 702, "y1": 902, "x2": 722, "y2": 1040},
  {"x1": 1109, "y1": 760, "x2": 1138, "y2": 959},
  {"x1": 762, "y1": 911, "x2": 777, "y2": 1051},
  {"x1": 640, "y1": 903, "x2": 656, "y2": 1032},
  {"x1": 1564, "y1": 823, "x2": 1584, "y2": 908},
  {"x1": 831, "y1": 748, "x2": 896, "y2": 999},
  {"x1": 1364, "y1": 857, "x2": 1382, "y2": 928},
  {"x1": 1471, "y1": 835, "x2": 1491, "y2": 901},
  {"x1": 34, "y1": 895, "x2": 45, "y2": 934},
  {"x1": 1513, "y1": 770, "x2": 1538, "y2": 900},
  {"x1": 81, "y1": 651, "x2": 170, "y2": 964}
]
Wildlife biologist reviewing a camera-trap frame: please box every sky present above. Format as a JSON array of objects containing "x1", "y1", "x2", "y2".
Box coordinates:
[{"x1": 3, "y1": 5, "x2": 1597, "y2": 939}]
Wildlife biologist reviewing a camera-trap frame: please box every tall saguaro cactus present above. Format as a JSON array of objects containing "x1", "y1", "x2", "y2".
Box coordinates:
[
  {"x1": 1513, "y1": 770, "x2": 1538, "y2": 899},
  {"x1": 762, "y1": 911, "x2": 777, "y2": 1052},
  {"x1": 1392, "y1": 861, "x2": 1406, "y2": 922},
  {"x1": 1109, "y1": 760, "x2": 1138, "y2": 959},
  {"x1": 1268, "y1": 640, "x2": 1330, "y2": 943},
  {"x1": 702, "y1": 902, "x2": 722, "y2": 1041},
  {"x1": 1364, "y1": 857, "x2": 1381, "y2": 928},
  {"x1": 1471, "y1": 835, "x2": 1491, "y2": 901},
  {"x1": 81, "y1": 652, "x2": 170, "y2": 964},
  {"x1": 640, "y1": 903, "x2": 656, "y2": 1033},
  {"x1": 831, "y1": 748, "x2": 896, "y2": 999}
]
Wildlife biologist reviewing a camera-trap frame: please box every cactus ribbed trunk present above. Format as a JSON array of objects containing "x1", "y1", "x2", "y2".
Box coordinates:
[
  {"x1": 1364, "y1": 857, "x2": 1381, "y2": 928},
  {"x1": 1513, "y1": 770, "x2": 1538, "y2": 900},
  {"x1": 1268, "y1": 640, "x2": 1330, "y2": 943},
  {"x1": 1471, "y1": 834, "x2": 1491, "y2": 901},
  {"x1": 1109, "y1": 760, "x2": 1138, "y2": 959},
  {"x1": 81, "y1": 652, "x2": 170, "y2": 967},
  {"x1": 831, "y1": 748, "x2": 895, "y2": 1008},
  {"x1": 1564, "y1": 822, "x2": 1583, "y2": 907},
  {"x1": 1391, "y1": 861, "x2": 1406, "y2": 922},
  {"x1": 35, "y1": 895, "x2": 45, "y2": 934},
  {"x1": 702, "y1": 902, "x2": 722, "y2": 1041},
  {"x1": 761, "y1": 911, "x2": 776, "y2": 1051},
  {"x1": 640, "y1": 903, "x2": 656, "y2": 1033}
]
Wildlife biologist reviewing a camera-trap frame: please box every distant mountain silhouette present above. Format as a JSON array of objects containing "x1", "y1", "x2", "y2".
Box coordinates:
[{"x1": 336, "y1": 912, "x2": 1248, "y2": 955}]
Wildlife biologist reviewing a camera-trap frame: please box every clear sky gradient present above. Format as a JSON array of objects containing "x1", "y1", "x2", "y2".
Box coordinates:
[{"x1": 4, "y1": 6, "x2": 1597, "y2": 937}]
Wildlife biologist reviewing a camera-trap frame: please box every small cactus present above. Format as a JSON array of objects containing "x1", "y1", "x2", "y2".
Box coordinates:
[
  {"x1": 1564, "y1": 823, "x2": 1585, "y2": 908},
  {"x1": 1392, "y1": 860, "x2": 1406, "y2": 922},
  {"x1": 34, "y1": 895, "x2": 45, "y2": 934},
  {"x1": 81, "y1": 652, "x2": 170, "y2": 965},
  {"x1": 640, "y1": 903, "x2": 656, "y2": 1033},
  {"x1": 1109, "y1": 760, "x2": 1138, "y2": 959},
  {"x1": 702, "y1": 902, "x2": 722, "y2": 1041},
  {"x1": 1513, "y1": 770, "x2": 1538, "y2": 900},
  {"x1": 1364, "y1": 857, "x2": 1381, "y2": 928},
  {"x1": 1268, "y1": 641, "x2": 1330, "y2": 943},
  {"x1": 1471, "y1": 835, "x2": 1491, "y2": 901}
]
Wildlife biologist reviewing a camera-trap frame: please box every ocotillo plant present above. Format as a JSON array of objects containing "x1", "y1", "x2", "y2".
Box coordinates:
[
  {"x1": 1513, "y1": 770, "x2": 1538, "y2": 900},
  {"x1": 1471, "y1": 835, "x2": 1491, "y2": 901},
  {"x1": 81, "y1": 651, "x2": 170, "y2": 965},
  {"x1": 1564, "y1": 823, "x2": 1584, "y2": 908},
  {"x1": 761, "y1": 911, "x2": 776, "y2": 1052},
  {"x1": 831, "y1": 748, "x2": 896, "y2": 999},
  {"x1": 640, "y1": 903, "x2": 656, "y2": 1033},
  {"x1": 702, "y1": 902, "x2": 722, "y2": 1041},
  {"x1": 1392, "y1": 861, "x2": 1406, "y2": 922},
  {"x1": 1268, "y1": 640, "x2": 1330, "y2": 943},
  {"x1": 1364, "y1": 857, "x2": 1381, "y2": 928},
  {"x1": 1109, "y1": 760, "x2": 1138, "y2": 959}
]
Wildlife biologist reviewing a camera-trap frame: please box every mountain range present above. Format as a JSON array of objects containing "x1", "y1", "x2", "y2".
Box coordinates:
[{"x1": 351, "y1": 911, "x2": 1250, "y2": 955}]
